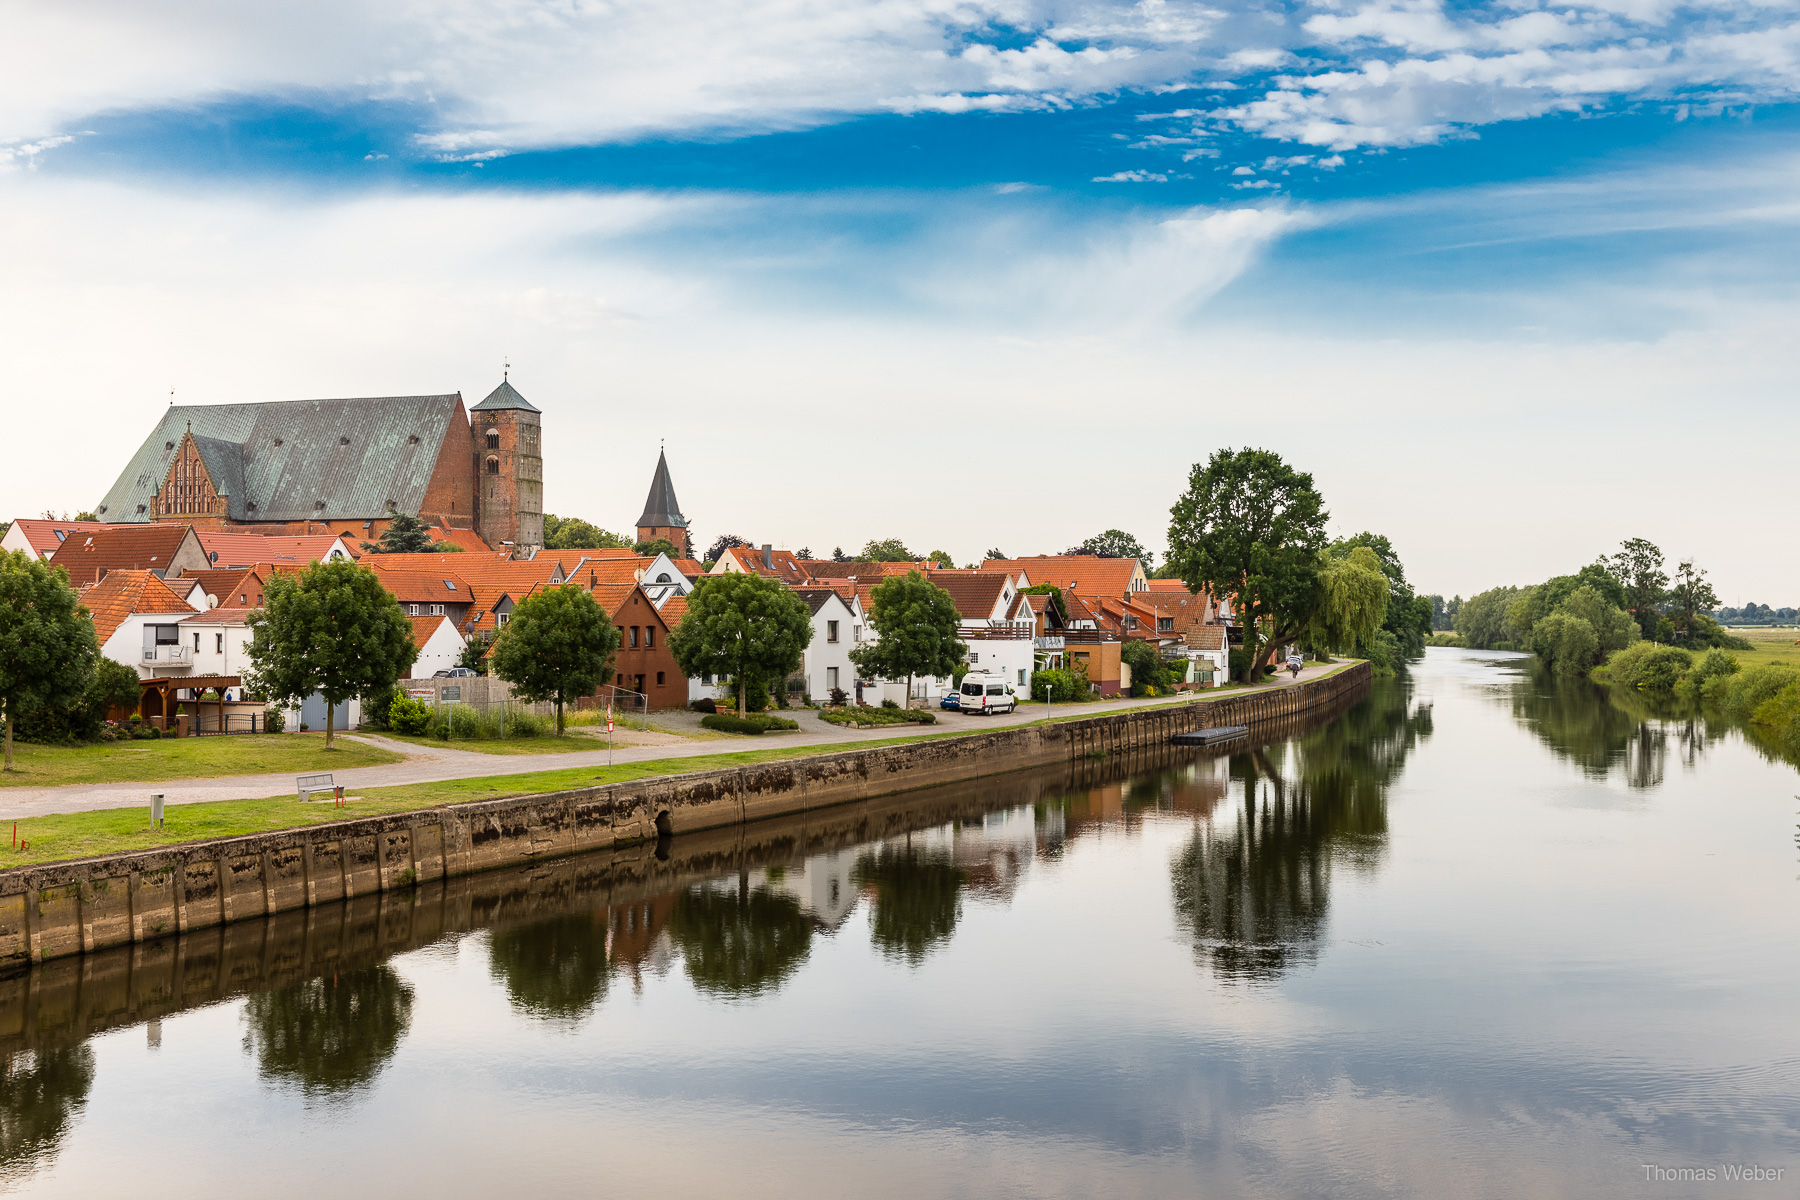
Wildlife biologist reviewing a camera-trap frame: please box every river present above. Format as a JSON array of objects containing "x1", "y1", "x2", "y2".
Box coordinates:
[{"x1": 0, "y1": 647, "x2": 1794, "y2": 1198}]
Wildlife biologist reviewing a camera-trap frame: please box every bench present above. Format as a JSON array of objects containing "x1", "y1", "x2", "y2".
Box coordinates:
[{"x1": 296, "y1": 773, "x2": 341, "y2": 804}]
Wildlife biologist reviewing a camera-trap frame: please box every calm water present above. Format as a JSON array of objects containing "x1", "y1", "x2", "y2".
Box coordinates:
[{"x1": 3, "y1": 648, "x2": 1797, "y2": 1199}]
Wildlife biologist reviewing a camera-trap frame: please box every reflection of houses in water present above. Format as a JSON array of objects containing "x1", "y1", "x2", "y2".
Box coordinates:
[
  {"x1": 607, "y1": 894, "x2": 677, "y2": 991},
  {"x1": 1055, "y1": 757, "x2": 1232, "y2": 847},
  {"x1": 753, "y1": 849, "x2": 862, "y2": 931},
  {"x1": 898, "y1": 805, "x2": 1040, "y2": 903}
]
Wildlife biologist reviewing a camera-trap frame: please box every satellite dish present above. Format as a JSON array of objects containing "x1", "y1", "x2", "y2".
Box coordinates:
[
  {"x1": 209, "y1": 551, "x2": 219, "y2": 564},
  {"x1": 206, "y1": 594, "x2": 219, "y2": 609}
]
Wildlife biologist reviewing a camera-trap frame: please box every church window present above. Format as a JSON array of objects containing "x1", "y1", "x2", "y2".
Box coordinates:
[
  {"x1": 486, "y1": 457, "x2": 500, "y2": 475},
  {"x1": 485, "y1": 429, "x2": 500, "y2": 450}
]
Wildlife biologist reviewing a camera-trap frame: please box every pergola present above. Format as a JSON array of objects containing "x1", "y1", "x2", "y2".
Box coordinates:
[{"x1": 138, "y1": 675, "x2": 243, "y2": 735}]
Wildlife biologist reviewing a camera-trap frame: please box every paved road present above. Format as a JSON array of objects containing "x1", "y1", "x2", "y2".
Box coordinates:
[{"x1": 0, "y1": 662, "x2": 1350, "y2": 818}]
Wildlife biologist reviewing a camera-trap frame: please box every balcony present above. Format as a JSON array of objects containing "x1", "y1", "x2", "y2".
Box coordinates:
[
  {"x1": 142, "y1": 645, "x2": 193, "y2": 670},
  {"x1": 1035, "y1": 635, "x2": 1065, "y2": 651}
]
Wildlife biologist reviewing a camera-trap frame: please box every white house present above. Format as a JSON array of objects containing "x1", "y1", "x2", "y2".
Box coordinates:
[
  {"x1": 637, "y1": 551, "x2": 698, "y2": 605},
  {"x1": 852, "y1": 571, "x2": 1036, "y2": 704},
  {"x1": 1, "y1": 518, "x2": 121, "y2": 560},
  {"x1": 795, "y1": 586, "x2": 860, "y2": 703},
  {"x1": 406, "y1": 615, "x2": 466, "y2": 679}
]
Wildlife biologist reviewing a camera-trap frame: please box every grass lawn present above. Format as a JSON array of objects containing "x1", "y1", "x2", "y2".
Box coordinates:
[
  {"x1": 1, "y1": 661, "x2": 1362, "y2": 867},
  {"x1": 1727, "y1": 628, "x2": 1800, "y2": 670},
  {"x1": 0, "y1": 734, "x2": 402, "y2": 790}
]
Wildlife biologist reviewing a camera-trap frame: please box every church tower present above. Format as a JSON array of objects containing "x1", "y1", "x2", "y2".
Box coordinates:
[
  {"x1": 635, "y1": 447, "x2": 691, "y2": 558},
  {"x1": 471, "y1": 377, "x2": 543, "y2": 551}
]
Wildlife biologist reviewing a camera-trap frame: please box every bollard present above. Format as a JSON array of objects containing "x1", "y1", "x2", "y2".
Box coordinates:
[{"x1": 151, "y1": 793, "x2": 165, "y2": 828}]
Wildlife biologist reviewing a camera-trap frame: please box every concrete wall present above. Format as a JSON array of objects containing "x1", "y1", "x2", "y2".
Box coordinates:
[{"x1": 0, "y1": 663, "x2": 1370, "y2": 967}]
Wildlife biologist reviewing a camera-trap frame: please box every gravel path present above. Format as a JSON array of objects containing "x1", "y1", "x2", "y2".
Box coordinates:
[{"x1": 0, "y1": 663, "x2": 1348, "y2": 818}]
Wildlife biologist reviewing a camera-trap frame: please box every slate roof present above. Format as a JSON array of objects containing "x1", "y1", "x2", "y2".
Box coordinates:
[
  {"x1": 78, "y1": 570, "x2": 197, "y2": 646},
  {"x1": 635, "y1": 450, "x2": 688, "y2": 530},
  {"x1": 794, "y1": 585, "x2": 852, "y2": 616},
  {"x1": 469, "y1": 379, "x2": 539, "y2": 413},
  {"x1": 97, "y1": 394, "x2": 466, "y2": 524}
]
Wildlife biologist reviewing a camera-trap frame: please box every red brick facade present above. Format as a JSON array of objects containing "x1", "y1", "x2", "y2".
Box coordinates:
[{"x1": 471, "y1": 407, "x2": 543, "y2": 549}]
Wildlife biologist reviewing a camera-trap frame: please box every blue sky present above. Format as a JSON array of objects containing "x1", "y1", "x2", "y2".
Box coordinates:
[{"x1": 4, "y1": 0, "x2": 1797, "y2": 600}]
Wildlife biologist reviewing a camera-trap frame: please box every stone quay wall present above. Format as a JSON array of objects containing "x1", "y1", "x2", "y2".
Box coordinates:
[{"x1": 0, "y1": 662, "x2": 1371, "y2": 966}]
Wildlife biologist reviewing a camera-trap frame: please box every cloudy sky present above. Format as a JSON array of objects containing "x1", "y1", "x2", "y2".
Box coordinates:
[{"x1": 4, "y1": 0, "x2": 1796, "y2": 602}]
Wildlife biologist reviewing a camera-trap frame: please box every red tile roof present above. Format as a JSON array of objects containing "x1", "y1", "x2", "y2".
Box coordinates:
[
  {"x1": 5, "y1": 519, "x2": 128, "y2": 559},
  {"x1": 49, "y1": 525, "x2": 200, "y2": 588},
  {"x1": 174, "y1": 567, "x2": 267, "y2": 608},
  {"x1": 363, "y1": 567, "x2": 475, "y2": 604},
  {"x1": 723, "y1": 545, "x2": 810, "y2": 584},
  {"x1": 78, "y1": 570, "x2": 197, "y2": 646},
  {"x1": 658, "y1": 594, "x2": 689, "y2": 627},
  {"x1": 195, "y1": 532, "x2": 351, "y2": 569},
  {"x1": 981, "y1": 555, "x2": 1143, "y2": 600},
  {"x1": 405, "y1": 614, "x2": 458, "y2": 650},
  {"x1": 179, "y1": 607, "x2": 255, "y2": 626}
]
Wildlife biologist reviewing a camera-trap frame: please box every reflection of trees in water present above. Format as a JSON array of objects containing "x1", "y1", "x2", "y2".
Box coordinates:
[
  {"x1": 1509, "y1": 666, "x2": 1727, "y2": 790},
  {"x1": 1172, "y1": 678, "x2": 1431, "y2": 984},
  {"x1": 0, "y1": 1046, "x2": 94, "y2": 1179},
  {"x1": 666, "y1": 880, "x2": 813, "y2": 998},
  {"x1": 488, "y1": 914, "x2": 611, "y2": 1020},
  {"x1": 241, "y1": 966, "x2": 414, "y2": 1099},
  {"x1": 853, "y1": 845, "x2": 965, "y2": 966}
]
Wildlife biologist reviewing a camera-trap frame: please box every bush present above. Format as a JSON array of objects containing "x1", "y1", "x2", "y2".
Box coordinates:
[
  {"x1": 880, "y1": 697, "x2": 899, "y2": 709},
  {"x1": 12, "y1": 656, "x2": 143, "y2": 744},
  {"x1": 1715, "y1": 664, "x2": 1800, "y2": 719},
  {"x1": 690, "y1": 697, "x2": 718, "y2": 714},
  {"x1": 1680, "y1": 648, "x2": 1741, "y2": 701},
  {"x1": 431, "y1": 703, "x2": 555, "y2": 740},
  {"x1": 388, "y1": 694, "x2": 433, "y2": 736},
  {"x1": 264, "y1": 707, "x2": 286, "y2": 734},
  {"x1": 728, "y1": 675, "x2": 769, "y2": 714},
  {"x1": 828, "y1": 687, "x2": 849, "y2": 706},
  {"x1": 1031, "y1": 669, "x2": 1076, "y2": 703},
  {"x1": 361, "y1": 684, "x2": 398, "y2": 731},
  {"x1": 818, "y1": 707, "x2": 935, "y2": 727},
  {"x1": 701, "y1": 713, "x2": 800, "y2": 735},
  {"x1": 1605, "y1": 642, "x2": 1692, "y2": 692}
]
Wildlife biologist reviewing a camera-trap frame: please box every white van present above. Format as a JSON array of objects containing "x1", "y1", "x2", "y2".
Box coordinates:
[{"x1": 958, "y1": 673, "x2": 1017, "y2": 715}]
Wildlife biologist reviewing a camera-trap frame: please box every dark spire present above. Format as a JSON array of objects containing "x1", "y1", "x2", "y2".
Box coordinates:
[{"x1": 635, "y1": 448, "x2": 687, "y2": 530}]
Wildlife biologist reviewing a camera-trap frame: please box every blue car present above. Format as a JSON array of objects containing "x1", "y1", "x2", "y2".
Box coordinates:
[{"x1": 939, "y1": 692, "x2": 960, "y2": 711}]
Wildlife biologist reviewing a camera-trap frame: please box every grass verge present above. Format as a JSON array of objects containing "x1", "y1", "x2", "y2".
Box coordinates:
[{"x1": 0, "y1": 734, "x2": 402, "y2": 790}]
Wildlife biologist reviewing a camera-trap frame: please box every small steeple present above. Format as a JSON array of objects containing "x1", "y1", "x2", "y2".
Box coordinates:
[{"x1": 635, "y1": 446, "x2": 687, "y2": 531}]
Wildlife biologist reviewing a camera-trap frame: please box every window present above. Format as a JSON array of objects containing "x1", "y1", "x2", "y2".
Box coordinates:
[
  {"x1": 485, "y1": 429, "x2": 499, "y2": 449},
  {"x1": 444, "y1": 579, "x2": 457, "y2": 591},
  {"x1": 408, "y1": 604, "x2": 420, "y2": 615},
  {"x1": 215, "y1": 633, "x2": 224, "y2": 653},
  {"x1": 431, "y1": 604, "x2": 444, "y2": 615},
  {"x1": 969, "y1": 652, "x2": 980, "y2": 664},
  {"x1": 656, "y1": 671, "x2": 665, "y2": 684},
  {"x1": 853, "y1": 625, "x2": 863, "y2": 643},
  {"x1": 1158, "y1": 617, "x2": 1173, "y2": 632},
  {"x1": 629, "y1": 626, "x2": 639, "y2": 648},
  {"x1": 645, "y1": 626, "x2": 655, "y2": 648},
  {"x1": 1018, "y1": 669, "x2": 1027, "y2": 686},
  {"x1": 192, "y1": 632, "x2": 201, "y2": 651},
  {"x1": 497, "y1": 612, "x2": 509, "y2": 627},
  {"x1": 827, "y1": 666, "x2": 839, "y2": 689},
  {"x1": 827, "y1": 620, "x2": 839, "y2": 643},
  {"x1": 486, "y1": 456, "x2": 500, "y2": 475}
]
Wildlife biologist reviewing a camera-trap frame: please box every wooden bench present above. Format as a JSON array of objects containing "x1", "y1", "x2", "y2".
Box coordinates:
[{"x1": 296, "y1": 773, "x2": 340, "y2": 803}]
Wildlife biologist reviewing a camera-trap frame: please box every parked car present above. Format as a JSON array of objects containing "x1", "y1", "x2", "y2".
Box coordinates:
[
  {"x1": 957, "y1": 673, "x2": 1017, "y2": 715},
  {"x1": 939, "y1": 691, "x2": 961, "y2": 711},
  {"x1": 433, "y1": 667, "x2": 477, "y2": 678}
]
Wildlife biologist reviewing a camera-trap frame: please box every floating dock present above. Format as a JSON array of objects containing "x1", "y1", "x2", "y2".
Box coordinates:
[{"x1": 1171, "y1": 725, "x2": 1249, "y2": 746}]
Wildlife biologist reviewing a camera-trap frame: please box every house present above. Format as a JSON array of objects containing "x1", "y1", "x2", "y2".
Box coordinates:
[
  {"x1": 1058, "y1": 590, "x2": 1123, "y2": 696},
  {"x1": 657, "y1": 593, "x2": 721, "y2": 705},
  {"x1": 795, "y1": 586, "x2": 861, "y2": 702},
  {"x1": 96, "y1": 378, "x2": 544, "y2": 551},
  {"x1": 1, "y1": 519, "x2": 127, "y2": 561},
  {"x1": 931, "y1": 572, "x2": 1037, "y2": 696},
  {"x1": 712, "y1": 543, "x2": 810, "y2": 584},
  {"x1": 173, "y1": 566, "x2": 268, "y2": 610},
  {"x1": 193, "y1": 531, "x2": 355, "y2": 569},
  {"x1": 372, "y1": 568, "x2": 477, "y2": 625},
  {"x1": 407, "y1": 615, "x2": 467, "y2": 679},
  {"x1": 980, "y1": 555, "x2": 1149, "y2": 604},
  {"x1": 637, "y1": 551, "x2": 698, "y2": 605},
  {"x1": 49, "y1": 524, "x2": 212, "y2": 588},
  {"x1": 84, "y1": 570, "x2": 203, "y2": 676},
  {"x1": 1182, "y1": 624, "x2": 1230, "y2": 687},
  {"x1": 590, "y1": 584, "x2": 687, "y2": 712}
]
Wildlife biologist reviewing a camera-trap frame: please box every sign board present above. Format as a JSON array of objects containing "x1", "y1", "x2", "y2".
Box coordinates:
[
  {"x1": 403, "y1": 687, "x2": 436, "y2": 700},
  {"x1": 442, "y1": 686, "x2": 462, "y2": 702}
]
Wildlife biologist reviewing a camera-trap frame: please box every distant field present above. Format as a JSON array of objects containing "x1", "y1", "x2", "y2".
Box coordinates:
[{"x1": 1726, "y1": 627, "x2": 1800, "y2": 669}]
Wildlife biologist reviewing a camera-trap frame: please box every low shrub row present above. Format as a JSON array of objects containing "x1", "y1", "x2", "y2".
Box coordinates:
[
  {"x1": 700, "y1": 713, "x2": 800, "y2": 735},
  {"x1": 816, "y1": 707, "x2": 937, "y2": 727}
]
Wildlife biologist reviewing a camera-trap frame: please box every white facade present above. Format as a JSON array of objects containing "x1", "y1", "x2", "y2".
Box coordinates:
[
  {"x1": 408, "y1": 617, "x2": 467, "y2": 679},
  {"x1": 638, "y1": 552, "x2": 697, "y2": 605},
  {"x1": 802, "y1": 591, "x2": 859, "y2": 703}
]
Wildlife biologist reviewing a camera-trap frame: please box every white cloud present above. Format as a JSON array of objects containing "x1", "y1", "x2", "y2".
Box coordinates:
[{"x1": 1094, "y1": 169, "x2": 1172, "y2": 181}]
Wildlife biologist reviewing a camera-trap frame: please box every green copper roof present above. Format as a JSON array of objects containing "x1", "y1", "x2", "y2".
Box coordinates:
[
  {"x1": 470, "y1": 379, "x2": 539, "y2": 413},
  {"x1": 97, "y1": 394, "x2": 465, "y2": 523}
]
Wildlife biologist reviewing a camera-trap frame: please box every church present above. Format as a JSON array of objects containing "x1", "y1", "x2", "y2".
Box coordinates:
[{"x1": 97, "y1": 378, "x2": 545, "y2": 551}]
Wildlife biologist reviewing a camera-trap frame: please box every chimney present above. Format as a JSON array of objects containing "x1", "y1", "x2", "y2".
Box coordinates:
[{"x1": 762, "y1": 544, "x2": 773, "y2": 570}]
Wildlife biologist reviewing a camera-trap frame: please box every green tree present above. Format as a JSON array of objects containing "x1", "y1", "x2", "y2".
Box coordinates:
[
  {"x1": 853, "y1": 846, "x2": 965, "y2": 965},
  {"x1": 487, "y1": 914, "x2": 612, "y2": 1020},
  {"x1": 633, "y1": 537, "x2": 679, "y2": 558},
  {"x1": 0, "y1": 552, "x2": 97, "y2": 770},
  {"x1": 1669, "y1": 560, "x2": 1719, "y2": 636},
  {"x1": 1121, "y1": 639, "x2": 1175, "y2": 695},
  {"x1": 359, "y1": 512, "x2": 439, "y2": 554},
  {"x1": 16, "y1": 657, "x2": 141, "y2": 744},
  {"x1": 984, "y1": 547, "x2": 1007, "y2": 561},
  {"x1": 242, "y1": 966, "x2": 415, "y2": 1098},
  {"x1": 1330, "y1": 532, "x2": 1428, "y2": 658},
  {"x1": 1167, "y1": 448, "x2": 1327, "y2": 683},
  {"x1": 244, "y1": 561, "x2": 417, "y2": 749},
  {"x1": 703, "y1": 534, "x2": 749, "y2": 565},
  {"x1": 666, "y1": 882, "x2": 813, "y2": 997},
  {"x1": 926, "y1": 549, "x2": 954, "y2": 568},
  {"x1": 1610, "y1": 537, "x2": 1668, "y2": 639},
  {"x1": 1305, "y1": 546, "x2": 1389, "y2": 660},
  {"x1": 1453, "y1": 586, "x2": 1521, "y2": 649},
  {"x1": 1561, "y1": 585, "x2": 1639, "y2": 655},
  {"x1": 544, "y1": 515, "x2": 634, "y2": 551},
  {"x1": 488, "y1": 584, "x2": 619, "y2": 734},
  {"x1": 1067, "y1": 529, "x2": 1153, "y2": 567},
  {"x1": 0, "y1": 1045, "x2": 94, "y2": 1168},
  {"x1": 850, "y1": 572, "x2": 966, "y2": 699},
  {"x1": 860, "y1": 537, "x2": 915, "y2": 562},
  {"x1": 667, "y1": 572, "x2": 812, "y2": 717}
]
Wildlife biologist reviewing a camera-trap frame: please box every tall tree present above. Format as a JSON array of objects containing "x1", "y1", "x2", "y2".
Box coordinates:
[
  {"x1": 488, "y1": 584, "x2": 619, "y2": 734},
  {"x1": 1305, "y1": 546, "x2": 1390, "y2": 657},
  {"x1": 0, "y1": 552, "x2": 97, "y2": 770},
  {"x1": 984, "y1": 547, "x2": 1007, "y2": 561},
  {"x1": 1166, "y1": 449, "x2": 1327, "y2": 683},
  {"x1": 359, "y1": 512, "x2": 439, "y2": 554},
  {"x1": 633, "y1": 537, "x2": 679, "y2": 558},
  {"x1": 860, "y1": 537, "x2": 915, "y2": 562},
  {"x1": 1669, "y1": 560, "x2": 1718, "y2": 636},
  {"x1": 1067, "y1": 529, "x2": 1153, "y2": 567},
  {"x1": 544, "y1": 515, "x2": 633, "y2": 551},
  {"x1": 244, "y1": 560, "x2": 417, "y2": 749},
  {"x1": 1610, "y1": 537, "x2": 1668, "y2": 639},
  {"x1": 850, "y1": 572, "x2": 967, "y2": 700},
  {"x1": 667, "y1": 572, "x2": 812, "y2": 716},
  {"x1": 926, "y1": 549, "x2": 955, "y2": 568}
]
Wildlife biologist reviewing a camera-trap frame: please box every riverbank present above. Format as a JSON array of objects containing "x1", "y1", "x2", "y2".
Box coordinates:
[{"x1": 0, "y1": 663, "x2": 1371, "y2": 964}]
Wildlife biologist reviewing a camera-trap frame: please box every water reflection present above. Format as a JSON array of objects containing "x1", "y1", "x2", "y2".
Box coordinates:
[
  {"x1": 488, "y1": 914, "x2": 612, "y2": 1021},
  {"x1": 665, "y1": 881, "x2": 814, "y2": 999},
  {"x1": 853, "y1": 846, "x2": 965, "y2": 966},
  {"x1": 241, "y1": 967, "x2": 415, "y2": 1099},
  {"x1": 0, "y1": 1047, "x2": 94, "y2": 1181},
  {"x1": 1508, "y1": 664, "x2": 1725, "y2": 789},
  {"x1": 1172, "y1": 677, "x2": 1432, "y2": 983}
]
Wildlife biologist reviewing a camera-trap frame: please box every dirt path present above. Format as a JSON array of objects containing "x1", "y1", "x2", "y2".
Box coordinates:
[{"x1": 0, "y1": 663, "x2": 1352, "y2": 818}]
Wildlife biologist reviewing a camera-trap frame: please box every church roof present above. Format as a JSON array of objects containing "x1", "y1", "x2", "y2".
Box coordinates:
[
  {"x1": 470, "y1": 379, "x2": 539, "y2": 413},
  {"x1": 635, "y1": 449, "x2": 688, "y2": 530},
  {"x1": 98, "y1": 394, "x2": 466, "y2": 524}
]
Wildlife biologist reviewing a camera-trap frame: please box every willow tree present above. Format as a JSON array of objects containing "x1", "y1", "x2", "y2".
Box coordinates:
[{"x1": 1304, "y1": 546, "x2": 1389, "y2": 659}]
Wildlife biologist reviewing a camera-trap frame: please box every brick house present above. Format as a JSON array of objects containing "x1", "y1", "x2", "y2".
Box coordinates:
[{"x1": 592, "y1": 584, "x2": 686, "y2": 712}]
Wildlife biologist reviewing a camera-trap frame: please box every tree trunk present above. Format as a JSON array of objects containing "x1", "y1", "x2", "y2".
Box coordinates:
[
  {"x1": 2, "y1": 699, "x2": 11, "y2": 772},
  {"x1": 738, "y1": 674, "x2": 747, "y2": 717},
  {"x1": 324, "y1": 701, "x2": 335, "y2": 750},
  {"x1": 555, "y1": 697, "x2": 565, "y2": 736}
]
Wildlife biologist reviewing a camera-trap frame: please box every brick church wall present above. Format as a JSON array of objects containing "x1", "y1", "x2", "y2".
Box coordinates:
[{"x1": 418, "y1": 396, "x2": 477, "y2": 530}]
